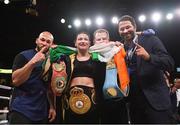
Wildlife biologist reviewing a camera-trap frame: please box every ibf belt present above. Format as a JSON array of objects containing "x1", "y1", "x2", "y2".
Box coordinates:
[
  {"x1": 51, "y1": 61, "x2": 67, "y2": 96},
  {"x1": 69, "y1": 87, "x2": 92, "y2": 115}
]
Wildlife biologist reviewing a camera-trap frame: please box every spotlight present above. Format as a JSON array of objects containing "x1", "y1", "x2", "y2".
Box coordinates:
[
  {"x1": 85, "y1": 19, "x2": 91, "y2": 26},
  {"x1": 152, "y1": 12, "x2": 162, "y2": 22},
  {"x1": 138, "y1": 15, "x2": 146, "y2": 23},
  {"x1": 177, "y1": 67, "x2": 180, "y2": 72},
  {"x1": 60, "y1": 18, "x2": 65, "y2": 24},
  {"x1": 166, "y1": 13, "x2": 174, "y2": 20},
  {"x1": 68, "y1": 25, "x2": 72, "y2": 29},
  {"x1": 96, "y1": 17, "x2": 104, "y2": 26},
  {"x1": 112, "y1": 16, "x2": 118, "y2": 24},
  {"x1": 4, "y1": 0, "x2": 10, "y2": 4},
  {"x1": 74, "y1": 19, "x2": 81, "y2": 28},
  {"x1": 175, "y1": 8, "x2": 180, "y2": 16},
  {"x1": 32, "y1": 0, "x2": 36, "y2": 5}
]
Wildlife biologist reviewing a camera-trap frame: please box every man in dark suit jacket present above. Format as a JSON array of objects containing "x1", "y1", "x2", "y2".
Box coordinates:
[{"x1": 118, "y1": 15, "x2": 174, "y2": 123}]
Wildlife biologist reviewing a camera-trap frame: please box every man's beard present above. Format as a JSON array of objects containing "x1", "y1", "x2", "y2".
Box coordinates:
[{"x1": 121, "y1": 32, "x2": 135, "y2": 44}]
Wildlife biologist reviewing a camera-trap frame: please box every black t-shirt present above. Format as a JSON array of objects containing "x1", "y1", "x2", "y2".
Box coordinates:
[{"x1": 12, "y1": 52, "x2": 29, "y2": 71}]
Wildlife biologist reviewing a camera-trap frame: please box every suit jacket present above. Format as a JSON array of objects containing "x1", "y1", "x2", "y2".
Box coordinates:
[{"x1": 136, "y1": 35, "x2": 174, "y2": 110}]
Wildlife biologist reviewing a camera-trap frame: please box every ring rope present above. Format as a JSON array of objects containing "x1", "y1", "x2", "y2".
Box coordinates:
[
  {"x1": 0, "y1": 85, "x2": 12, "y2": 90},
  {"x1": 0, "y1": 109, "x2": 9, "y2": 113},
  {"x1": 0, "y1": 96, "x2": 10, "y2": 100},
  {"x1": 0, "y1": 69, "x2": 12, "y2": 74},
  {"x1": 0, "y1": 120, "x2": 8, "y2": 124}
]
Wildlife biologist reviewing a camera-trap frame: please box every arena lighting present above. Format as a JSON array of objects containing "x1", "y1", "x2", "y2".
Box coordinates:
[
  {"x1": 166, "y1": 13, "x2": 174, "y2": 20},
  {"x1": 151, "y1": 12, "x2": 162, "y2": 23},
  {"x1": 60, "y1": 18, "x2": 65, "y2": 24},
  {"x1": 138, "y1": 15, "x2": 146, "y2": 23},
  {"x1": 68, "y1": 24, "x2": 72, "y2": 29},
  {"x1": 85, "y1": 18, "x2": 92, "y2": 26},
  {"x1": 32, "y1": 0, "x2": 36, "y2": 6},
  {"x1": 0, "y1": 69, "x2": 12, "y2": 74},
  {"x1": 3, "y1": 0, "x2": 37, "y2": 5},
  {"x1": 111, "y1": 16, "x2": 118, "y2": 24},
  {"x1": 73, "y1": 19, "x2": 81, "y2": 28},
  {"x1": 4, "y1": 0, "x2": 10, "y2": 4},
  {"x1": 0, "y1": 120, "x2": 8, "y2": 124},
  {"x1": 96, "y1": 17, "x2": 104, "y2": 26},
  {"x1": 175, "y1": 8, "x2": 180, "y2": 17},
  {"x1": 177, "y1": 67, "x2": 180, "y2": 72},
  {"x1": 67, "y1": 9, "x2": 180, "y2": 29}
]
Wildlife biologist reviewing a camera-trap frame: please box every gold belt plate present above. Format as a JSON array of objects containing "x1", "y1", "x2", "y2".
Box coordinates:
[
  {"x1": 69, "y1": 87, "x2": 91, "y2": 115},
  {"x1": 107, "y1": 87, "x2": 117, "y2": 97}
]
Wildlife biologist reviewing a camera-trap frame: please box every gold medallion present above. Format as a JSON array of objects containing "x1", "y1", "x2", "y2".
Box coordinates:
[
  {"x1": 69, "y1": 87, "x2": 91, "y2": 115},
  {"x1": 55, "y1": 76, "x2": 66, "y2": 88}
]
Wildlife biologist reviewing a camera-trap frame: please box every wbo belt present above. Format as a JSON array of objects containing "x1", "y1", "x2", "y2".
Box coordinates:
[{"x1": 68, "y1": 86, "x2": 95, "y2": 115}]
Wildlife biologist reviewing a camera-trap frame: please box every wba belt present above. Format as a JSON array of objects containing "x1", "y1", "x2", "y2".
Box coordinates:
[{"x1": 67, "y1": 85, "x2": 95, "y2": 115}]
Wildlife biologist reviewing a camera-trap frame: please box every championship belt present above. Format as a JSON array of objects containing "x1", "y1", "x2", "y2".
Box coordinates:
[
  {"x1": 103, "y1": 59, "x2": 125, "y2": 99},
  {"x1": 69, "y1": 87, "x2": 91, "y2": 115},
  {"x1": 51, "y1": 61, "x2": 67, "y2": 96}
]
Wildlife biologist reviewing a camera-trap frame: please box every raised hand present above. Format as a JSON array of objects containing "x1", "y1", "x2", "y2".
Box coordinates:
[
  {"x1": 115, "y1": 41, "x2": 124, "y2": 47},
  {"x1": 31, "y1": 46, "x2": 48, "y2": 64}
]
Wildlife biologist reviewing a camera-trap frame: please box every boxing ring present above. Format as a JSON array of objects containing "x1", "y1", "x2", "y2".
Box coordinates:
[{"x1": 0, "y1": 69, "x2": 12, "y2": 124}]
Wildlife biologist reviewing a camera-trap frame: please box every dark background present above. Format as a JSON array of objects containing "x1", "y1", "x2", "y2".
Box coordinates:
[{"x1": 0, "y1": 0, "x2": 180, "y2": 76}]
